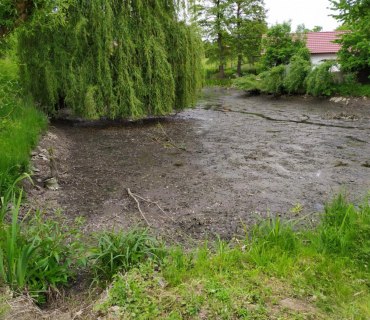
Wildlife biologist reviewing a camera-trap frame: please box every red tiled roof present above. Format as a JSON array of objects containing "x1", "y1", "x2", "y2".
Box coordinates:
[{"x1": 306, "y1": 31, "x2": 345, "y2": 54}]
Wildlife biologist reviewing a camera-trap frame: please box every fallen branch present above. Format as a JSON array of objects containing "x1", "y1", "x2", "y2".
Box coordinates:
[
  {"x1": 128, "y1": 190, "x2": 176, "y2": 223},
  {"x1": 154, "y1": 123, "x2": 187, "y2": 151},
  {"x1": 127, "y1": 188, "x2": 151, "y2": 227}
]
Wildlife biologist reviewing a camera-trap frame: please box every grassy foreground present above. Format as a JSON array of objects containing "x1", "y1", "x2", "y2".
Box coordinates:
[
  {"x1": 0, "y1": 58, "x2": 47, "y2": 192},
  {"x1": 0, "y1": 190, "x2": 369, "y2": 319},
  {"x1": 94, "y1": 195, "x2": 370, "y2": 319}
]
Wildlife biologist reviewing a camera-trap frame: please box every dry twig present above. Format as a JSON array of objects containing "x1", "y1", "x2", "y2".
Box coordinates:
[
  {"x1": 128, "y1": 190, "x2": 176, "y2": 223},
  {"x1": 127, "y1": 188, "x2": 151, "y2": 227}
]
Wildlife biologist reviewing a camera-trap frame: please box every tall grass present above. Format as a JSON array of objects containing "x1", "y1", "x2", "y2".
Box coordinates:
[
  {"x1": 0, "y1": 186, "x2": 85, "y2": 303},
  {"x1": 97, "y1": 194, "x2": 370, "y2": 319},
  {"x1": 0, "y1": 191, "x2": 37, "y2": 291},
  {"x1": 90, "y1": 229, "x2": 166, "y2": 284},
  {"x1": 0, "y1": 58, "x2": 47, "y2": 193}
]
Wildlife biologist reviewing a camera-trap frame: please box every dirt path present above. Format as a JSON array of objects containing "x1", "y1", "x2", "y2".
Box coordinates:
[{"x1": 28, "y1": 88, "x2": 370, "y2": 242}]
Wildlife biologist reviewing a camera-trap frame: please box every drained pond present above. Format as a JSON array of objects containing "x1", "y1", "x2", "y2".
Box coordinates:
[{"x1": 29, "y1": 88, "x2": 370, "y2": 242}]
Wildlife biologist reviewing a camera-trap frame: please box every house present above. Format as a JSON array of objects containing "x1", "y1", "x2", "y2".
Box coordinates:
[{"x1": 305, "y1": 31, "x2": 345, "y2": 65}]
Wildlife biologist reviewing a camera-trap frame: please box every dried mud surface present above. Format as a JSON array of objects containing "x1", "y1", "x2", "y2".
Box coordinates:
[{"x1": 28, "y1": 88, "x2": 370, "y2": 242}]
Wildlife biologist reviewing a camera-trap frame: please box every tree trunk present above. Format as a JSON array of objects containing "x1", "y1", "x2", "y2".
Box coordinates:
[
  {"x1": 217, "y1": 32, "x2": 225, "y2": 78},
  {"x1": 237, "y1": 54, "x2": 243, "y2": 76},
  {"x1": 236, "y1": 2, "x2": 242, "y2": 77},
  {"x1": 1, "y1": 1, "x2": 33, "y2": 38},
  {"x1": 215, "y1": 0, "x2": 225, "y2": 79}
]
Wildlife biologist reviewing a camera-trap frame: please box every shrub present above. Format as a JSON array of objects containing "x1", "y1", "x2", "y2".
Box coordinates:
[
  {"x1": 261, "y1": 65, "x2": 286, "y2": 95},
  {"x1": 295, "y1": 47, "x2": 311, "y2": 62},
  {"x1": 333, "y1": 74, "x2": 370, "y2": 97},
  {"x1": 306, "y1": 61, "x2": 336, "y2": 96},
  {"x1": 205, "y1": 78, "x2": 233, "y2": 87},
  {"x1": 232, "y1": 74, "x2": 263, "y2": 94},
  {"x1": 284, "y1": 55, "x2": 311, "y2": 94}
]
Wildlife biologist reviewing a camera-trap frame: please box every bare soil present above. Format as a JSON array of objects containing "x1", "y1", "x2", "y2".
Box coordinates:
[{"x1": 27, "y1": 88, "x2": 370, "y2": 243}]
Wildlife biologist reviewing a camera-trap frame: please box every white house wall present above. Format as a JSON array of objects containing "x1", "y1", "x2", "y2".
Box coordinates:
[{"x1": 311, "y1": 53, "x2": 337, "y2": 65}]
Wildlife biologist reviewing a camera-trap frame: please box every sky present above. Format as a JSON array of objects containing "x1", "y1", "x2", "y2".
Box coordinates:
[{"x1": 264, "y1": 0, "x2": 339, "y2": 31}]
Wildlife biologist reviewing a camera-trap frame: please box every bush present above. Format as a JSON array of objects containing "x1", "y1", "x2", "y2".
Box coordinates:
[
  {"x1": 333, "y1": 73, "x2": 370, "y2": 97},
  {"x1": 295, "y1": 47, "x2": 311, "y2": 62},
  {"x1": 261, "y1": 65, "x2": 286, "y2": 95},
  {"x1": 306, "y1": 61, "x2": 336, "y2": 96},
  {"x1": 205, "y1": 78, "x2": 233, "y2": 87},
  {"x1": 232, "y1": 74, "x2": 263, "y2": 94},
  {"x1": 284, "y1": 55, "x2": 311, "y2": 94}
]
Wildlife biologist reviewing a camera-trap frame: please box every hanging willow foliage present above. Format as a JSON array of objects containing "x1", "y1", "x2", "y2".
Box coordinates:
[{"x1": 17, "y1": 0, "x2": 203, "y2": 119}]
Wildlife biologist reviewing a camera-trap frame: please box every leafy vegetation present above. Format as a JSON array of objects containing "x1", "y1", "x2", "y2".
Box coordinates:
[
  {"x1": 261, "y1": 65, "x2": 286, "y2": 96},
  {"x1": 284, "y1": 49, "x2": 311, "y2": 94},
  {"x1": 15, "y1": 0, "x2": 203, "y2": 119},
  {"x1": 334, "y1": 82, "x2": 370, "y2": 97},
  {"x1": 261, "y1": 22, "x2": 306, "y2": 70},
  {"x1": 0, "y1": 188, "x2": 85, "y2": 303},
  {"x1": 330, "y1": 0, "x2": 370, "y2": 83},
  {"x1": 232, "y1": 74, "x2": 263, "y2": 93},
  {"x1": 0, "y1": 58, "x2": 47, "y2": 194},
  {"x1": 306, "y1": 61, "x2": 336, "y2": 97},
  {"x1": 96, "y1": 194, "x2": 370, "y2": 319},
  {"x1": 196, "y1": 0, "x2": 266, "y2": 78},
  {"x1": 90, "y1": 229, "x2": 165, "y2": 284}
]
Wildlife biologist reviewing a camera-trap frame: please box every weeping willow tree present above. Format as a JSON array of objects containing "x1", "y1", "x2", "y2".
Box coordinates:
[{"x1": 16, "y1": 0, "x2": 203, "y2": 119}]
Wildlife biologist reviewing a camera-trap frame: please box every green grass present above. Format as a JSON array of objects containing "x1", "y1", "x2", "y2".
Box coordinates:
[
  {"x1": 96, "y1": 194, "x2": 370, "y2": 319},
  {"x1": 0, "y1": 58, "x2": 47, "y2": 193},
  {"x1": 89, "y1": 228, "x2": 166, "y2": 284},
  {"x1": 0, "y1": 187, "x2": 86, "y2": 304}
]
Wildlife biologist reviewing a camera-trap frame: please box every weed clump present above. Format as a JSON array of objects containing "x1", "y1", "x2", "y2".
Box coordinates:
[
  {"x1": 89, "y1": 229, "x2": 166, "y2": 284},
  {"x1": 0, "y1": 190, "x2": 85, "y2": 304}
]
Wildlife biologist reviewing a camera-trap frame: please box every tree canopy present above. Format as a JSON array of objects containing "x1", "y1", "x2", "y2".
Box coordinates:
[
  {"x1": 261, "y1": 22, "x2": 306, "y2": 70},
  {"x1": 7, "y1": 0, "x2": 203, "y2": 119},
  {"x1": 229, "y1": 0, "x2": 266, "y2": 76},
  {"x1": 330, "y1": 0, "x2": 370, "y2": 82},
  {"x1": 196, "y1": 0, "x2": 266, "y2": 78}
]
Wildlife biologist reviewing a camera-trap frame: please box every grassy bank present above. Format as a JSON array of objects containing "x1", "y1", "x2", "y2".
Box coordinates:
[
  {"x1": 0, "y1": 58, "x2": 47, "y2": 192},
  {"x1": 0, "y1": 183, "x2": 369, "y2": 318},
  {"x1": 95, "y1": 194, "x2": 370, "y2": 319}
]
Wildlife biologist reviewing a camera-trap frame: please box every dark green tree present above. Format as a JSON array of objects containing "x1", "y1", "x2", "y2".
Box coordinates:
[
  {"x1": 261, "y1": 22, "x2": 306, "y2": 69},
  {"x1": 312, "y1": 26, "x2": 323, "y2": 32},
  {"x1": 330, "y1": 0, "x2": 370, "y2": 82},
  {"x1": 14, "y1": 0, "x2": 203, "y2": 119},
  {"x1": 229, "y1": 0, "x2": 267, "y2": 76},
  {"x1": 196, "y1": 0, "x2": 231, "y2": 78}
]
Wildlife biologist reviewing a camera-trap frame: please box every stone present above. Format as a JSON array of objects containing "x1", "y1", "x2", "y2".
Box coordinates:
[{"x1": 44, "y1": 177, "x2": 59, "y2": 191}]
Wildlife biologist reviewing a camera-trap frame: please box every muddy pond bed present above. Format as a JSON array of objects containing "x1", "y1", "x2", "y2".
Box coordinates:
[{"x1": 29, "y1": 88, "x2": 370, "y2": 243}]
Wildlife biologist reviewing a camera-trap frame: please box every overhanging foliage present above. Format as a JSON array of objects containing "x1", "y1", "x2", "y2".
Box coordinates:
[{"x1": 17, "y1": 0, "x2": 203, "y2": 119}]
